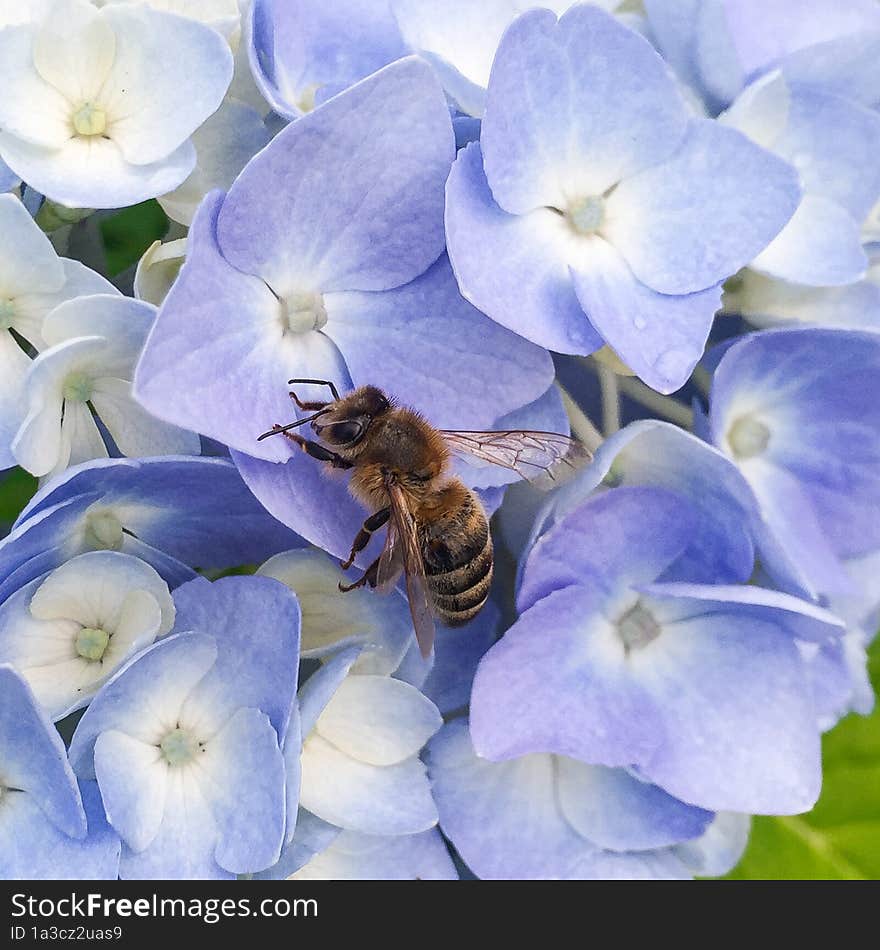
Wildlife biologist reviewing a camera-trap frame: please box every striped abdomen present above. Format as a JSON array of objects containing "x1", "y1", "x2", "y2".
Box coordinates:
[{"x1": 420, "y1": 490, "x2": 493, "y2": 627}]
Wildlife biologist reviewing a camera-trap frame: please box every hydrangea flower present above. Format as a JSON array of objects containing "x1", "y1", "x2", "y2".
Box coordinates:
[
  {"x1": 428, "y1": 719, "x2": 719, "y2": 880},
  {"x1": 706, "y1": 327, "x2": 880, "y2": 598},
  {"x1": 0, "y1": 0, "x2": 233, "y2": 208},
  {"x1": 445, "y1": 5, "x2": 800, "y2": 393},
  {"x1": 69, "y1": 574, "x2": 301, "y2": 879},
  {"x1": 391, "y1": 0, "x2": 628, "y2": 117},
  {"x1": 0, "y1": 456, "x2": 302, "y2": 604},
  {"x1": 248, "y1": 0, "x2": 406, "y2": 118},
  {"x1": 0, "y1": 194, "x2": 115, "y2": 470},
  {"x1": 0, "y1": 551, "x2": 175, "y2": 720},
  {"x1": 471, "y1": 486, "x2": 844, "y2": 813},
  {"x1": 0, "y1": 665, "x2": 120, "y2": 879},
  {"x1": 294, "y1": 647, "x2": 441, "y2": 836},
  {"x1": 643, "y1": 0, "x2": 880, "y2": 115},
  {"x1": 99, "y1": 0, "x2": 242, "y2": 42},
  {"x1": 12, "y1": 294, "x2": 200, "y2": 478},
  {"x1": 719, "y1": 72, "x2": 880, "y2": 286}
]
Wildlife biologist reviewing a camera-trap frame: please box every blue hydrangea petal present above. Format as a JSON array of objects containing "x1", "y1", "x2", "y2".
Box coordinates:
[
  {"x1": 517, "y1": 486, "x2": 699, "y2": 614},
  {"x1": 604, "y1": 118, "x2": 801, "y2": 295},
  {"x1": 710, "y1": 328, "x2": 880, "y2": 563},
  {"x1": 783, "y1": 31, "x2": 880, "y2": 108},
  {"x1": 217, "y1": 57, "x2": 453, "y2": 295},
  {"x1": 674, "y1": 812, "x2": 751, "y2": 878},
  {"x1": 565, "y1": 848, "x2": 692, "y2": 880},
  {"x1": 632, "y1": 608, "x2": 821, "y2": 813},
  {"x1": 750, "y1": 196, "x2": 867, "y2": 287},
  {"x1": 325, "y1": 255, "x2": 555, "y2": 429},
  {"x1": 427, "y1": 719, "x2": 588, "y2": 880},
  {"x1": 172, "y1": 575, "x2": 301, "y2": 741},
  {"x1": 199, "y1": 707, "x2": 286, "y2": 874},
  {"x1": 0, "y1": 779, "x2": 120, "y2": 880},
  {"x1": 0, "y1": 664, "x2": 85, "y2": 839},
  {"x1": 446, "y1": 142, "x2": 603, "y2": 355},
  {"x1": 569, "y1": 238, "x2": 722, "y2": 394},
  {"x1": 16, "y1": 456, "x2": 302, "y2": 570},
  {"x1": 527, "y1": 421, "x2": 757, "y2": 588},
  {"x1": 480, "y1": 6, "x2": 689, "y2": 215},
  {"x1": 470, "y1": 585, "x2": 663, "y2": 765},
  {"x1": 640, "y1": 581, "x2": 845, "y2": 643},
  {"x1": 556, "y1": 759, "x2": 712, "y2": 852},
  {"x1": 233, "y1": 448, "x2": 381, "y2": 567},
  {"x1": 134, "y1": 191, "x2": 352, "y2": 463}
]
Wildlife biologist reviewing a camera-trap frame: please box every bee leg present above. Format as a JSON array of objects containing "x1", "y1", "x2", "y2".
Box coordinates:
[
  {"x1": 271, "y1": 427, "x2": 353, "y2": 469},
  {"x1": 340, "y1": 508, "x2": 390, "y2": 570},
  {"x1": 287, "y1": 378, "x2": 341, "y2": 400},
  {"x1": 338, "y1": 556, "x2": 381, "y2": 593},
  {"x1": 288, "y1": 391, "x2": 329, "y2": 411}
]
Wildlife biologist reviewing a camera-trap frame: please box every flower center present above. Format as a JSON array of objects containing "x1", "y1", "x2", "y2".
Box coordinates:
[
  {"x1": 282, "y1": 291, "x2": 328, "y2": 335},
  {"x1": 296, "y1": 84, "x2": 320, "y2": 113},
  {"x1": 727, "y1": 414, "x2": 771, "y2": 459},
  {"x1": 63, "y1": 373, "x2": 93, "y2": 403},
  {"x1": 72, "y1": 102, "x2": 107, "y2": 137},
  {"x1": 0, "y1": 298, "x2": 15, "y2": 330},
  {"x1": 616, "y1": 601, "x2": 661, "y2": 654},
  {"x1": 159, "y1": 727, "x2": 202, "y2": 767},
  {"x1": 76, "y1": 626, "x2": 110, "y2": 662},
  {"x1": 568, "y1": 196, "x2": 605, "y2": 235},
  {"x1": 84, "y1": 509, "x2": 124, "y2": 551}
]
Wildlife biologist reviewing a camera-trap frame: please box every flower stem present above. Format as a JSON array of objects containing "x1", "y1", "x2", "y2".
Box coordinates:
[
  {"x1": 555, "y1": 383, "x2": 603, "y2": 452},
  {"x1": 598, "y1": 364, "x2": 621, "y2": 436}
]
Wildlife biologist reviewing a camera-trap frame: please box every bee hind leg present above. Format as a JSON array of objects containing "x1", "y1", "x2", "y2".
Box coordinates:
[
  {"x1": 340, "y1": 507, "x2": 390, "y2": 570},
  {"x1": 338, "y1": 556, "x2": 381, "y2": 593}
]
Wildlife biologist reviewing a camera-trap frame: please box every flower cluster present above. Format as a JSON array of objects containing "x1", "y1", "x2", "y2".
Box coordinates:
[{"x1": 1, "y1": 0, "x2": 878, "y2": 881}]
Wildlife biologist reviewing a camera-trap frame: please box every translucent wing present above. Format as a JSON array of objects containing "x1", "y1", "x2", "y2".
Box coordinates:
[
  {"x1": 441, "y1": 429, "x2": 591, "y2": 483},
  {"x1": 376, "y1": 481, "x2": 436, "y2": 658}
]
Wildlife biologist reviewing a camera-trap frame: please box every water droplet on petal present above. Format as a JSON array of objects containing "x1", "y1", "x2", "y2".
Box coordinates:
[
  {"x1": 653, "y1": 347, "x2": 694, "y2": 386},
  {"x1": 633, "y1": 314, "x2": 647, "y2": 330}
]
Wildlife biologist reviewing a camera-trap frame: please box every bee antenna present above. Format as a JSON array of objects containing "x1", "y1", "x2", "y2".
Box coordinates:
[{"x1": 257, "y1": 408, "x2": 331, "y2": 441}]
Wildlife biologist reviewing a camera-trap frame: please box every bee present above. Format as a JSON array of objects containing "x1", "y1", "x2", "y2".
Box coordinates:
[{"x1": 258, "y1": 379, "x2": 590, "y2": 657}]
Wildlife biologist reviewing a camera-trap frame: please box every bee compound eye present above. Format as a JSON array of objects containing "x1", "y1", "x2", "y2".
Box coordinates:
[{"x1": 327, "y1": 420, "x2": 364, "y2": 444}]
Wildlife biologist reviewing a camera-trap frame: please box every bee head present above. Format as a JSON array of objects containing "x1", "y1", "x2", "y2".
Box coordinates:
[{"x1": 312, "y1": 385, "x2": 392, "y2": 446}]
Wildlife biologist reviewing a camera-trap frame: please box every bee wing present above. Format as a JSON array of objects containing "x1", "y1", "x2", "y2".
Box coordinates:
[
  {"x1": 376, "y1": 481, "x2": 436, "y2": 658},
  {"x1": 440, "y1": 429, "x2": 591, "y2": 484}
]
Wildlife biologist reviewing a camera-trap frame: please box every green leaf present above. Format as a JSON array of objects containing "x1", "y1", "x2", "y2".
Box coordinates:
[
  {"x1": 726, "y1": 637, "x2": 880, "y2": 879},
  {"x1": 100, "y1": 200, "x2": 169, "y2": 276},
  {"x1": 0, "y1": 467, "x2": 38, "y2": 536}
]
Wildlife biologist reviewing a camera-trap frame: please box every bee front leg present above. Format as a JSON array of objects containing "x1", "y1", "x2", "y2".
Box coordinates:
[
  {"x1": 340, "y1": 507, "x2": 390, "y2": 570},
  {"x1": 270, "y1": 426, "x2": 353, "y2": 469},
  {"x1": 338, "y1": 555, "x2": 381, "y2": 593}
]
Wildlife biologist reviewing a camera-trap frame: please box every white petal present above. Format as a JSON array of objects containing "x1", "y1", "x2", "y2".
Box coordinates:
[
  {"x1": 258, "y1": 548, "x2": 414, "y2": 675},
  {"x1": 94, "y1": 729, "x2": 168, "y2": 852},
  {"x1": 33, "y1": 0, "x2": 116, "y2": 104},
  {"x1": 0, "y1": 24, "x2": 71, "y2": 147},
  {"x1": 91, "y1": 377, "x2": 201, "y2": 458},
  {"x1": 299, "y1": 734, "x2": 437, "y2": 836},
  {"x1": 0, "y1": 132, "x2": 196, "y2": 210},
  {"x1": 100, "y1": 4, "x2": 233, "y2": 165},
  {"x1": 315, "y1": 676, "x2": 443, "y2": 767},
  {"x1": 0, "y1": 333, "x2": 31, "y2": 471},
  {"x1": 30, "y1": 549, "x2": 173, "y2": 635},
  {"x1": 133, "y1": 239, "x2": 187, "y2": 307},
  {"x1": 0, "y1": 193, "x2": 65, "y2": 297},
  {"x1": 12, "y1": 336, "x2": 107, "y2": 477}
]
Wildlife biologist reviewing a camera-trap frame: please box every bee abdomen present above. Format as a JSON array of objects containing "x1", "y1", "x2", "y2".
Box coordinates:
[{"x1": 424, "y1": 527, "x2": 494, "y2": 628}]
